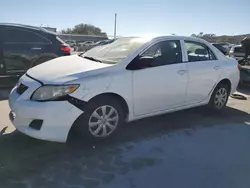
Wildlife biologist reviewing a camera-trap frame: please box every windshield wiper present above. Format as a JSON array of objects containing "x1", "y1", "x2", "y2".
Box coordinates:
[{"x1": 83, "y1": 56, "x2": 102, "y2": 63}]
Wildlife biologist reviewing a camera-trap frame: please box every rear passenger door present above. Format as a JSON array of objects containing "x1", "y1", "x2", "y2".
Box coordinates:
[
  {"x1": 2, "y1": 26, "x2": 52, "y2": 75},
  {"x1": 184, "y1": 41, "x2": 222, "y2": 104}
]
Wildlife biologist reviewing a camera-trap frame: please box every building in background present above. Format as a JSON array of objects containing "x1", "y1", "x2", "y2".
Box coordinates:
[{"x1": 59, "y1": 34, "x2": 108, "y2": 43}]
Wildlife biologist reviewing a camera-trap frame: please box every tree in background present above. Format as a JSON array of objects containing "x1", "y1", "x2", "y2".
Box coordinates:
[
  {"x1": 191, "y1": 32, "x2": 216, "y2": 41},
  {"x1": 191, "y1": 32, "x2": 245, "y2": 44},
  {"x1": 60, "y1": 23, "x2": 107, "y2": 36}
]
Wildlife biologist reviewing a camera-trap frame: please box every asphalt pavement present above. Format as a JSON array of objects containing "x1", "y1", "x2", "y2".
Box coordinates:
[{"x1": 0, "y1": 88, "x2": 250, "y2": 188}]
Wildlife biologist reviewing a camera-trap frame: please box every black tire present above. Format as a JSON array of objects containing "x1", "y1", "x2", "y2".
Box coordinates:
[
  {"x1": 208, "y1": 83, "x2": 230, "y2": 110},
  {"x1": 31, "y1": 53, "x2": 58, "y2": 67},
  {"x1": 72, "y1": 96, "x2": 125, "y2": 140}
]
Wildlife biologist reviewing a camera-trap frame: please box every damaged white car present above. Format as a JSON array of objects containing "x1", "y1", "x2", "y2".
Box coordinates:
[{"x1": 9, "y1": 36, "x2": 240, "y2": 142}]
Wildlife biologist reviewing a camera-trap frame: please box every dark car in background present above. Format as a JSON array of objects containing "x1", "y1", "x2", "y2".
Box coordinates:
[
  {"x1": 239, "y1": 64, "x2": 250, "y2": 86},
  {"x1": 238, "y1": 56, "x2": 250, "y2": 87},
  {"x1": 211, "y1": 43, "x2": 227, "y2": 55},
  {"x1": 228, "y1": 45, "x2": 245, "y2": 61},
  {"x1": 0, "y1": 23, "x2": 71, "y2": 86},
  {"x1": 227, "y1": 45, "x2": 250, "y2": 87}
]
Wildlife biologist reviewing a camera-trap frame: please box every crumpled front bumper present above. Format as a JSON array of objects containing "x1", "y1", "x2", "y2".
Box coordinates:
[{"x1": 8, "y1": 75, "x2": 83, "y2": 143}]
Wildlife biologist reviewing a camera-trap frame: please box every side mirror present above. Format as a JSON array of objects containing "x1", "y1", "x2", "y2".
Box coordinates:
[
  {"x1": 139, "y1": 56, "x2": 154, "y2": 62},
  {"x1": 127, "y1": 56, "x2": 155, "y2": 70},
  {"x1": 136, "y1": 56, "x2": 155, "y2": 68}
]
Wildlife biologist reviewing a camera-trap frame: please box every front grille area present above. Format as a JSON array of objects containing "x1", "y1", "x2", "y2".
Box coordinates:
[{"x1": 16, "y1": 83, "x2": 28, "y2": 95}]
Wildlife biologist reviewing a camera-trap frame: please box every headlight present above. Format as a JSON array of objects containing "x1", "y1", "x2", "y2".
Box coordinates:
[{"x1": 31, "y1": 85, "x2": 79, "y2": 101}]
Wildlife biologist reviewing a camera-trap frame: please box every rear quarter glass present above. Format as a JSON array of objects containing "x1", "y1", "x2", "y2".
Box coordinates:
[{"x1": 56, "y1": 36, "x2": 67, "y2": 44}]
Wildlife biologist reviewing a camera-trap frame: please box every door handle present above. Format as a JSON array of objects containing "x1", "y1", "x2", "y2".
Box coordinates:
[
  {"x1": 177, "y1": 70, "x2": 187, "y2": 75},
  {"x1": 213, "y1": 66, "x2": 220, "y2": 70},
  {"x1": 31, "y1": 47, "x2": 42, "y2": 50}
]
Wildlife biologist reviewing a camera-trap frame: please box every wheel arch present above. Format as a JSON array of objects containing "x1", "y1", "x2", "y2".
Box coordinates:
[
  {"x1": 207, "y1": 78, "x2": 232, "y2": 103},
  {"x1": 207, "y1": 78, "x2": 232, "y2": 110},
  {"x1": 67, "y1": 92, "x2": 130, "y2": 141},
  {"x1": 88, "y1": 92, "x2": 130, "y2": 120},
  {"x1": 217, "y1": 78, "x2": 232, "y2": 93}
]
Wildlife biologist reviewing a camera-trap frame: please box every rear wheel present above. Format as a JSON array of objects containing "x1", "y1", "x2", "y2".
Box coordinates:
[{"x1": 208, "y1": 84, "x2": 229, "y2": 110}]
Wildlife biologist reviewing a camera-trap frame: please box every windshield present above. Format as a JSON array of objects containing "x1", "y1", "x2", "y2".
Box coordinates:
[
  {"x1": 81, "y1": 37, "x2": 151, "y2": 64},
  {"x1": 56, "y1": 36, "x2": 66, "y2": 44}
]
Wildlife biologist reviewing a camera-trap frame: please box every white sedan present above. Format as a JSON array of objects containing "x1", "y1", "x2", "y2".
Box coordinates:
[{"x1": 8, "y1": 36, "x2": 240, "y2": 142}]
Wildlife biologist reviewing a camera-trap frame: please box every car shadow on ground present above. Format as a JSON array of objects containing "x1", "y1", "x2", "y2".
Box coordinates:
[
  {"x1": 237, "y1": 85, "x2": 250, "y2": 96},
  {"x1": 0, "y1": 104, "x2": 250, "y2": 188}
]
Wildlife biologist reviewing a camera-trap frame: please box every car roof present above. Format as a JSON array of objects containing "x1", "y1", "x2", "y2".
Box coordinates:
[
  {"x1": 232, "y1": 45, "x2": 242, "y2": 49},
  {"x1": 0, "y1": 23, "x2": 56, "y2": 35},
  {"x1": 120, "y1": 35, "x2": 211, "y2": 45},
  {"x1": 211, "y1": 43, "x2": 223, "y2": 46},
  {"x1": 230, "y1": 45, "x2": 243, "y2": 52}
]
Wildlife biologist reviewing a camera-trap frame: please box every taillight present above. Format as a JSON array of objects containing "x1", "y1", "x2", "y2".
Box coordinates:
[
  {"x1": 238, "y1": 64, "x2": 242, "y2": 71},
  {"x1": 61, "y1": 44, "x2": 71, "y2": 53}
]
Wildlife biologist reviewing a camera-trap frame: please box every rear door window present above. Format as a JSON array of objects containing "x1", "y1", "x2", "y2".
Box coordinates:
[
  {"x1": 4, "y1": 27, "x2": 51, "y2": 43},
  {"x1": 185, "y1": 41, "x2": 217, "y2": 62}
]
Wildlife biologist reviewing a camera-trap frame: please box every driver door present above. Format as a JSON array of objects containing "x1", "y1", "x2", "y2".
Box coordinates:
[{"x1": 129, "y1": 40, "x2": 188, "y2": 116}]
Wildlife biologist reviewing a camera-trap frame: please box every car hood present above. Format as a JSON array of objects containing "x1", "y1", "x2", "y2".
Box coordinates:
[{"x1": 27, "y1": 55, "x2": 112, "y2": 84}]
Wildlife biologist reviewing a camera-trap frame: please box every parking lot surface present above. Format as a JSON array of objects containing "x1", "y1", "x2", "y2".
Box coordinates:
[{"x1": 0, "y1": 88, "x2": 250, "y2": 188}]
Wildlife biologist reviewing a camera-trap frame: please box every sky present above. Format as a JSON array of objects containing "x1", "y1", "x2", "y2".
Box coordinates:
[{"x1": 1, "y1": 0, "x2": 250, "y2": 37}]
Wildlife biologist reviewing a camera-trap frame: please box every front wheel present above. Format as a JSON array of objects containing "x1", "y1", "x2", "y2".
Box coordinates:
[
  {"x1": 208, "y1": 84, "x2": 229, "y2": 110},
  {"x1": 74, "y1": 96, "x2": 125, "y2": 139}
]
